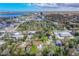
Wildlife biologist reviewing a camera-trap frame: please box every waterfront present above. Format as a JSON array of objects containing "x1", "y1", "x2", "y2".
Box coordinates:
[{"x1": 0, "y1": 14, "x2": 22, "y2": 17}]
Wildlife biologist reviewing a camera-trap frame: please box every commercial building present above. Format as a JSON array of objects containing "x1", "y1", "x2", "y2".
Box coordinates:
[{"x1": 54, "y1": 31, "x2": 74, "y2": 39}]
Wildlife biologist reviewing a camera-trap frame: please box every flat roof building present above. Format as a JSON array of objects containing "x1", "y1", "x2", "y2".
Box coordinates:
[
  {"x1": 54, "y1": 31, "x2": 74, "y2": 39},
  {"x1": 10, "y1": 31, "x2": 24, "y2": 39},
  {"x1": 0, "y1": 40, "x2": 5, "y2": 45}
]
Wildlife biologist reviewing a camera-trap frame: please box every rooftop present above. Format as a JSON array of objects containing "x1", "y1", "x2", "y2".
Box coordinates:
[
  {"x1": 0, "y1": 40, "x2": 6, "y2": 45},
  {"x1": 54, "y1": 31, "x2": 74, "y2": 39}
]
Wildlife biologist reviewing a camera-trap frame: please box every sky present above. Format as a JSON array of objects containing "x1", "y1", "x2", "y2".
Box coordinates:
[
  {"x1": 1, "y1": 3, "x2": 79, "y2": 11},
  {"x1": 0, "y1": 3, "x2": 40, "y2": 11}
]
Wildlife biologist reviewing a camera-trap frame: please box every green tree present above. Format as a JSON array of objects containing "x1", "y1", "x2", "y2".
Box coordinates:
[
  {"x1": 40, "y1": 35, "x2": 48, "y2": 42},
  {"x1": 42, "y1": 45, "x2": 49, "y2": 56},
  {"x1": 51, "y1": 44, "x2": 63, "y2": 56},
  {"x1": 17, "y1": 48, "x2": 25, "y2": 56},
  {"x1": 29, "y1": 44, "x2": 38, "y2": 56}
]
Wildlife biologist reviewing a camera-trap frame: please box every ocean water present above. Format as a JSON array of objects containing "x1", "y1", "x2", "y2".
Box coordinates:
[
  {"x1": 0, "y1": 3, "x2": 79, "y2": 17},
  {"x1": 0, "y1": 14, "x2": 22, "y2": 17},
  {"x1": 0, "y1": 3, "x2": 41, "y2": 17}
]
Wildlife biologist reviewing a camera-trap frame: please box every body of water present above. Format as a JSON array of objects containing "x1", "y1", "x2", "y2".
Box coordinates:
[
  {"x1": 0, "y1": 14, "x2": 22, "y2": 17},
  {"x1": 1, "y1": 3, "x2": 79, "y2": 17}
]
